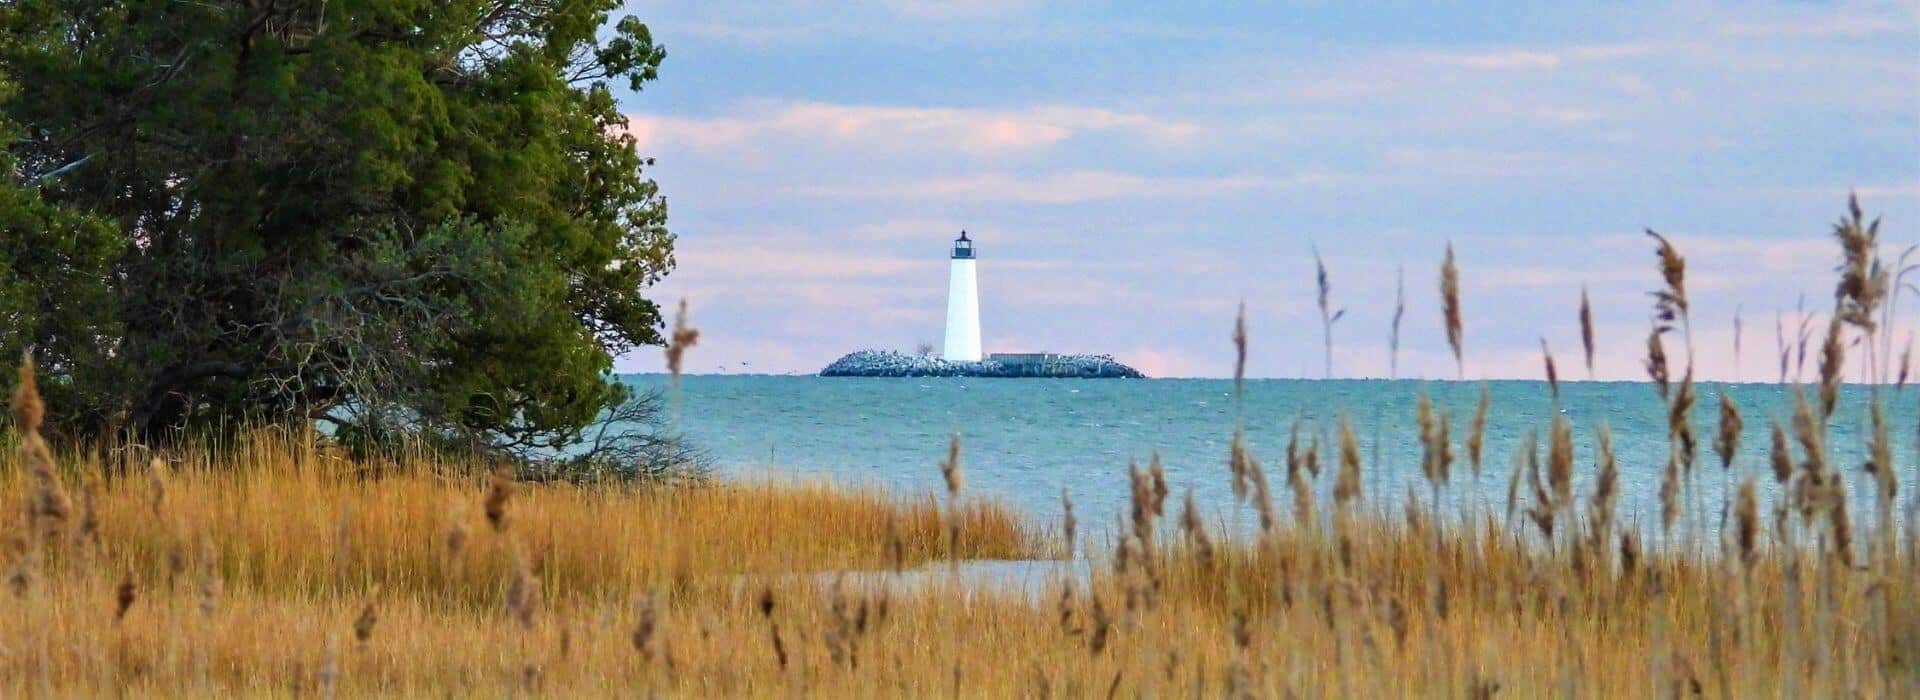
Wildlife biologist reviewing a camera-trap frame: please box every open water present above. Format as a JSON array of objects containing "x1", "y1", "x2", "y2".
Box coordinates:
[{"x1": 623, "y1": 375, "x2": 1919, "y2": 539}]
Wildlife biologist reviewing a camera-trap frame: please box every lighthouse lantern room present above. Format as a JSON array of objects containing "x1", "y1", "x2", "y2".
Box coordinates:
[{"x1": 943, "y1": 231, "x2": 983, "y2": 362}]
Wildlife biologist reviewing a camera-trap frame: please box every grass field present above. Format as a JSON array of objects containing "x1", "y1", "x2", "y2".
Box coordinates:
[
  {"x1": 3, "y1": 199, "x2": 1917, "y2": 696},
  {"x1": 3, "y1": 394, "x2": 1914, "y2": 696}
]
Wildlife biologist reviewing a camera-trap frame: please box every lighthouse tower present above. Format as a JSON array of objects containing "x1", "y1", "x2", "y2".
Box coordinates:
[{"x1": 943, "y1": 231, "x2": 983, "y2": 362}]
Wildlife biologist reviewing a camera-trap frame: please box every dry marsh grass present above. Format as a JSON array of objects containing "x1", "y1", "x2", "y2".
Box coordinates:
[{"x1": 2, "y1": 195, "x2": 1918, "y2": 697}]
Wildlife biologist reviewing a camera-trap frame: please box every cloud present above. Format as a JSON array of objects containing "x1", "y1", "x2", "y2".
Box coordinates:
[
  {"x1": 796, "y1": 170, "x2": 1323, "y2": 204},
  {"x1": 609, "y1": 1, "x2": 1919, "y2": 380},
  {"x1": 622, "y1": 101, "x2": 1197, "y2": 158},
  {"x1": 1384, "y1": 148, "x2": 1612, "y2": 178},
  {"x1": 1431, "y1": 43, "x2": 1656, "y2": 71},
  {"x1": 1717, "y1": 11, "x2": 1918, "y2": 39},
  {"x1": 876, "y1": 0, "x2": 1032, "y2": 20}
]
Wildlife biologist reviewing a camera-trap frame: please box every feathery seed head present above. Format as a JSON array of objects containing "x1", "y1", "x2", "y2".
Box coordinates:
[
  {"x1": 11, "y1": 355, "x2": 42, "y2": 435},
  {"x1": 484, "y1": 467, "x2": 514, "y2": 532},
  {"x1": 1579, "y1": 286, "x2": 1596, "y2": 377},
  {"x1": 1817, "y1": 317, "x2": 1844, "y2": 417},
  {"x1": 664, "y1": 298, "x2": 701, "y2": 380},
  {"x1": 1468, "y1": 384, "x2": 1489, "y2": 475},
  {"x1": 1769, "y1": 423, "x2": 1793, "y2": 484},
  {"x1": 1735, "y1": 478, "x2": 1759, "y2": 566},
  {"x1": 1334, "y1": 413, "x2": 1363, "y2": 510},
  {"x1": 1441, "y1": 243, "x2": 1463, "y2": 376},
  {"x1": 1715, "y1": 391, "x2": 1743, "y2": 471},
  {"x1": 941, "y1": 433, "x2": 965, "y2": 498}
]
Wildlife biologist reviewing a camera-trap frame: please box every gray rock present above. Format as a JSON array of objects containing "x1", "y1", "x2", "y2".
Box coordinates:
[{"x1": 819, "y1": 350, "x2": 1146, "y2": 378}]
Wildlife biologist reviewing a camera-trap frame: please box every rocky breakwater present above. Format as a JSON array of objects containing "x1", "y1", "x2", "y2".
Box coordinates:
[{"x1": 820, "y1": 350, "x2": 1145, "y2": 378}]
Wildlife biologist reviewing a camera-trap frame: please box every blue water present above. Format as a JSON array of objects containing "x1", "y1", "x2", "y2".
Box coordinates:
[{"x1": 625, "y1": 375, "x2": 1919, "y2": 536}]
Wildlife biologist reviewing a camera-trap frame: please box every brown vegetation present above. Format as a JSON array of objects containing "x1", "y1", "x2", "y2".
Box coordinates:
[{"x1": 1, "y1": 196, "x2": 1916, "y2": 696}]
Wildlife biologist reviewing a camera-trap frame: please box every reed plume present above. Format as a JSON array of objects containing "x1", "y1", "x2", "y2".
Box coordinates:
[
  {"x1": 1669, "y1": 372, "x2": 1697, "y2": 474},
  {"x1": 1540, "y1": 338, "x2": 1559, "y2": 399},
  {"x1": 1232, "y1": 301, "x2": 1247, "y2": 398},
  {"x1": 75, "y1": 479, "x2": 100, "y2": 549},
  {"x1": 1659, "y1": 454, "x2": 1681, "y2": 537},
  {"x1": 1832, "y1": 192, "x2": 1887, "y2": 336},
  {"x1": 443, "y1": 500, "x2": 469, "y2": 564},
  {"x1": 1179, "y1": 489, "x2": 1215, "y2": 568},
  {"x1": 1769, "y1": 423, "x2": 1792, "y2": 484},
  {"x1": 756, "y1": 588, "x2": 788, "y2": 669},
  {"x1": 1304, "y1": 431, "x2": 1320, "y2": 479},
  {"x1": 506, "y1": 550, "x2": 540, "y2": 628},
  {"x1": 1776, "y1": 310, "x2": 1790, "y2": 383},
  {"x1": 1547, "y1": 414, "x2": 1573, "y2": 513},
  {"x1": 1647, "y1": 230, "x2": 1690, "y2": 327},
  {"x1": 1127, "y1": 459, "x2": 1156, "y2": 546},
  {"x1": 664, "y1": 298, "x2": 700, "y2": 380},
  {"x1": 1467, "y1": 384, "x2": 1489, "y2": 476},
  {"x1": 1714, "y1": 391, "x2": 1743, "y2": 471},
  {"x1": 1789, "y1": 389, "x2": 1834, "y2": 531},
  {"x1": 1416, "y1": 391, "x2": 1434, "y2": 474},
  {"x1": 198, "y1": 540, "x2": 221, "y2": 618},
  {"x1": 1734, "y1": 478, "x2": 1758, "y2": 567},
  {"x1": 1390, "y1": 267, "x2": 1405, "y2": 379},
  {"x1": 1866, "y1": 398, "x2": 1896, "y2": 549},
  {"x1": 941, "y1": 433, "x2": 965, "y2": 498},
  {"x1": 941, "y1": 433, "x2": 965, "y2": 564},
  {"x1": 1645, "y1": 328, "x2": 1671, "y2": 399},
  {"x1": 1521, "y1": 429, "x2": 1553, "y2": 539},
  {"x1": 1333, "y1": 413, "x2": 1362, "y2": 511},
  {"x1": 1285, "y1": 422, "x2": 1317, "y2": 529},
  {"x1": 1228, "y1": 426, "x2": 1250, "y2": 504},
  {"x1": 11, "y1": 354, "x2": 44, "y2": 433},
  {"x1": 1794, "y1": 296, "x2": 1816, "y2": 381},
  {"x1": 1828, "y1": 480, "x2": 1855, "y2": 567},
  {"x1": 114, "y1": 569, "x2": 136, "y2": 622},
  {"x1": 1588, "y1": 424, "x2": 1618, "y2": 552},
  {"x1": 1816, "y1": 317, "x2": 1844, "y2": 417},
  {"x1": 1314, "y1": 247, "x2": 1342, "y2": 379},
  {"x1": 1505, "y1": 430, "x2": 1536, "y2": 524},
  {"x1": 1441, "y1": 243, "x2": 1463, "y2": 377},
  {"x1": 14, "y1": 358, "x2": 71, "y2": 533},
  {"x1": 1733, "y1": 305, "x2": 1743, "y2": 379},
  {"x1": 1060, "y1": 488, "x2": 1076, "y2": 560},
  {"x1": 147, "y1": 458, "x2": 169, "y2": 521},
  {"x1": 632, "y1": 594, "x2": 662, "y2": 663},
  {"x1": 1579, "y1": 286, "x2": 1595, "y2": 378},
  {"x1": 353, "y1": 601, "x2": 379, "y2": 645},
  {"x1": 1416, "y1": 391, "x2": 1452, "y2": 492},
  {"x1": 484, "y1": 467, "x2": 514, "y2": 532},
  {"x1": 1247, "y1": 451, "x2": 1276, "y2": 536}
]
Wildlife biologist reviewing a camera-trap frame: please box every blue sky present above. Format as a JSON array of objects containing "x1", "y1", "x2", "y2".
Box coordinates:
[{"x1": 613, "y1": 0, "x2": 1919, "y2": 379}]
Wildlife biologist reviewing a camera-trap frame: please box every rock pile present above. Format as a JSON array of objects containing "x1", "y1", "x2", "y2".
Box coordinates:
[{"x1": 819, "y1": 350, "x2": 1145, "y2": 378}]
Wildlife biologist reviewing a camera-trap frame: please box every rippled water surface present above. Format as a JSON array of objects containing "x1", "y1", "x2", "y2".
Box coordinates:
[{"x1": 623, "y1": 375, "x2": 1919, "y2": 534}]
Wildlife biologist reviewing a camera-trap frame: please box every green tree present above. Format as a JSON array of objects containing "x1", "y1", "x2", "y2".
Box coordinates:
[
  {"x1": 0, "y1": 1, "x2": 679, "y2": 461},
  {"x1": 0, "y1": 76, "x2": 126, "y2": 438}
]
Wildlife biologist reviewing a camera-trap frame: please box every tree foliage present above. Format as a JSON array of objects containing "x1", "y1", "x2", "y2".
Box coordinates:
[
  {"x1": 0, "y1": 0, "x2": 681, "y2": 464},
  {"x1": 0, "y1": 79, "x2": 127, "y2": 438}
]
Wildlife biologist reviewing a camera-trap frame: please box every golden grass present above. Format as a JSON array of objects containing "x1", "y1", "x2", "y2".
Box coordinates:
[
  {"x1": 0, "y1": 431, "x2": 1045, "y2": 696},
  {"x1": 3, "y1": 196, "x2": 1916, "y2": 696},
  {"x1": 5, "y1": 429, "x2": 1913, "y2": 697}
]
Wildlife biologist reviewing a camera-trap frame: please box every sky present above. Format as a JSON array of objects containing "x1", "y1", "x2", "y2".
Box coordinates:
[{"x1": 611, "y1": 0, "x2": 1920, "y2": 380}]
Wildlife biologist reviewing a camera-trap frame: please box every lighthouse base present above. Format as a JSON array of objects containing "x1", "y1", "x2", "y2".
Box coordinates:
[{"x1": 820, "y1": 350, "x2": 1145, "y2": 378}]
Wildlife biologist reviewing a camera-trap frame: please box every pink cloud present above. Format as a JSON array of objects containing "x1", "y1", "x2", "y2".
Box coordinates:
[
  {"x1": 621, "y1": 101, "x2": 1197, "y2": 158},
  {"x1": 798, "y1": 170, "x2": 1315, "y2": 204}
]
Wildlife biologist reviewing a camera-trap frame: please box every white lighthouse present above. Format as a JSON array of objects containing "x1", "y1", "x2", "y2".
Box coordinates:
[{"x1": 943, "y1": 231, "x2": 983, "y2": 362}]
